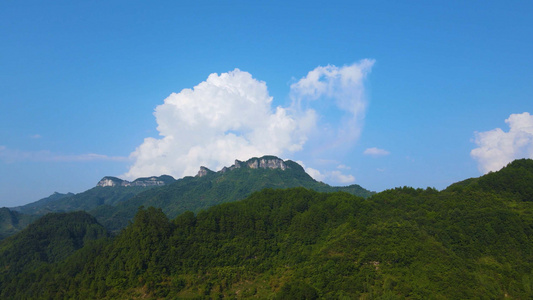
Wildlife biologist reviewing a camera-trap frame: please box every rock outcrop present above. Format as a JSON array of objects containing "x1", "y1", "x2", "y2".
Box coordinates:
[
  {"x1": 196, "y1": 156, "x2": 290, "y2": 177},
  {"x1": 97, "y1": 175, "x2": 175, "y2": 187},
  {"x1": 196, "y1": 166, "x2": 213, "y2": 178}
]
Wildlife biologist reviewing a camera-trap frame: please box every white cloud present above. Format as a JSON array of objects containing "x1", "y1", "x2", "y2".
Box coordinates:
[
  {"x1": 0, "y1": 146, "x2": 128, "y2": 163},
  {"x1": 337, "y1": 164, "x2": 351, "y2": 170},
  {"x1": 30, "y1": 134, "x2": 42, "y2": 139},
  {"x1": 125, "y1": 62, "x2": 374, "y2": 182},
  {"x1": 296, "y1": 160, "x2": 355, "y2": 184},
  {"x1": 124, "y1": 69, "x2": 316, "y2": 179},
  {"x1": 290, "y1": 59, "x2": 374, "y2": 146},
  {"x1": 330, "y1": 171, "x2": 356, "y2": 184},
  {"x1": 363, "y1": 147, "x2": 390, "y2": 157},
  {"x1": 305, "y1": 167, "x2": 326, "y2": 182},
  {"x1": 471, "y1": 112, "x2": 533, "y2": 173}
]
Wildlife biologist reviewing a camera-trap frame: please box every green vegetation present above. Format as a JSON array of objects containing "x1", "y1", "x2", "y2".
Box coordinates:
[
  {"x1": 13, "y1": 186, "x2": 154, "y2": 216},
  {"x1": 1, "y1": 159, "x2": 533, "y2": 299},
  {"x1": 447, "y1": 158, "x2": 533, "y2": 201},
  {"x1": 93, "y1": 157, "x2": 373, "y2": 232},
  {"x1": 0, "y1": 208, "x2": 36, "y2": 240},
  {"x1": 5, "y1": 157, "x2": 372, "y2": 237},
  {"x1": 10, "y1": 192, "x2": 74, "y2": 215},
  {"x1": 0, "y1": 211, "x2": 108, "y2": 298}
]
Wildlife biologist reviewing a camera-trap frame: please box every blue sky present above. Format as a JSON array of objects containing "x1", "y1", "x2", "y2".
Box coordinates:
[{"x1": 1, "y1": 1, "x2": 532, "y2": 207}]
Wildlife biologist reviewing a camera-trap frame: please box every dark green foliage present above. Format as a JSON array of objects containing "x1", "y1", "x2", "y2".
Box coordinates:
[
  {"x1": 4, "y1": 185, "x2": 165, "y2": 238},
  {"x1": 0, "y1": 207, "x2": 36, "y2": 240},
  {"x1": 0, "y1": 211, "x2": 108, "y2": 298},
  {"x1": 447, "y1": 158, "x2": 533, "y2": 201},
  {"x1": 276, "y1": 280, "x2": 319, "y2": 300}
]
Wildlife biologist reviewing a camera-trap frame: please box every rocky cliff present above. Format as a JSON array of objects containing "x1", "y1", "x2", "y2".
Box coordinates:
[
  {"x1": 196, "y1": 156, "x2": 290, "y2": 177},
  {"x1": 97, "y1": 175, "x2": 175, "y2": 187}
]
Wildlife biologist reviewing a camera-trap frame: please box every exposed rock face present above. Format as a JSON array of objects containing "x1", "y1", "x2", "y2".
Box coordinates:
[
  {"x1": 196, "y1": 166, "x2": 213, "y2": 178},
  {"x1": 97, "y1": 176, "x2": 173, "y2": 187},
  {"x1": 97, "y1": 177, "x2": 125, "y2": 187},
  {"x1": 197, "y1": 156, "x2": 290, "y2": 177},
  {"x1": 249, "y1": 157, "x2": 288, "y2": 170}
]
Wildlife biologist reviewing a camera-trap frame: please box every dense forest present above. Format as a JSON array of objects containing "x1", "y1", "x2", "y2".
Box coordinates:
[
  {"x1": 0, "y1": 207, "x2": 36, "y2": 240},
  {"x1": 1, "y1": 159, "x2": 533, "y2": 299}
]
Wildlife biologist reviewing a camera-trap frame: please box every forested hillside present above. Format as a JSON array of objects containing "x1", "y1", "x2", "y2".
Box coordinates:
[
  {"x1": 0, "y1": 211, "x2": 108, "y2": 297},
  {"x1": 3, "y1": 156, "x2": 373, "y2": 237},
  {"x1": 12, "y1": 185, "x2": 164, "y2": 216},
  {"x1": 91, "y1": 156, "x2": 373, "y2": 232},
  {"x1": 0, "y1": 208, "x2": 35, "y2": 240},
  {"x1": 1, "y1": 159, "x2": 533, "y2": 299},
  {"x1": 447, "y1": 158, "x2": 533, "y2": 201},
  {"x1": 10, "y1": 192, "x2": 74, "y2": 215}
]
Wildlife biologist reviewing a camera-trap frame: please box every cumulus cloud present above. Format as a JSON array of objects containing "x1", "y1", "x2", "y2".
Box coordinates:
[
  {"x1": 308, "y1": 169, "x2": 355, "y2": 184},
  {"x1": 0, "y1": 146, "x2": 128, "y2": 163},
  {"x1": 296, "y1": 160, "x2": 355, "y2": 184},
  {"x1": 304, "y1": 166, "x2": 326, "y2": 182},
  {"x1": 363, "y1": 147, "x2": 390, "y2": 157},
  {"x1": 124, "y1": 69, "x2": 316, "y2": 179},
  {"x1": 330, "y1": 171, "x2": 356, "y2": 184},
  {"x1": 471, "y1": 112, "x2": 533, "y2": 173},
  {"x1": 290, "y1": 59, "x2": 375, "y2": 146},
  {"x1": 125, "y1": 62, "x2": 374, "y2": 182}
]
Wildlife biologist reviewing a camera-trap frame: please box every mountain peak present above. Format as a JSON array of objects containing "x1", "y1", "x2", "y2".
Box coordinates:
[
  {"x1": 196, "y1": 166, "x2": 214, "y2": 177},
  {"x1": 196, "y1": 155, "x2": 291, "y2": 177},
  {"x1": 97, "y1": 175, "x2": 175, "y2": 187},
  {"x1": 245, "y1": 156, "x2": 289, "y2": 170}
]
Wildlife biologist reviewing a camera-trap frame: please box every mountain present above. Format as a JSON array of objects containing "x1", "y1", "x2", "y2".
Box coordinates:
[
  {"x1": 10, "y1": 192, "x2": 74, "y2": 215},
  {"x1": 2, "y1": 158, "x2": 533, "y2": 298},
  {"x1": 0, "y1": 208, "x2": 36, "y2": 240},
  {"x1": 91, "y1": 156, "x2": 374, "y2": 232},
  {"x1": 96, "y1": 175, "x2": 176, "y2": 187},
  {"x1": 11, "y1": 175, "x2": 176, "y2": 216},
  {"x1": 2, "y1": 156, "x2": 372, "y2": 238}
]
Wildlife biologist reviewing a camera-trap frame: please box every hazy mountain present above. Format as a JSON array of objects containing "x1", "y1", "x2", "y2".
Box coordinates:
[
  {"x1": 11, "y1": 175, "x2": 176, "y2": 216},
  {"x1": 10, "y1": 192, "x2": 74, "y2": 215}
]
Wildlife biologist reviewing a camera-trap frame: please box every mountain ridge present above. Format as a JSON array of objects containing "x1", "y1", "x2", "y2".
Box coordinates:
[
  {"x1": 2, "y1": 155, "x2": 373, "y2": 237},
  {"x1": 446, "y1": 158, "x2": 533, "y2": 201},
  {"x1": 97, "y1": 175, "x2": 175, "y2": 187},
  {"x1": 92, "y1": 155, "x2": 374, "y2": 232}
]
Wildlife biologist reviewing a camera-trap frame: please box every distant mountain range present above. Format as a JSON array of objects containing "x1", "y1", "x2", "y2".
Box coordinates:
[{"x1": 1, "y1": 156, "x2": 374, "y2": 237}]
